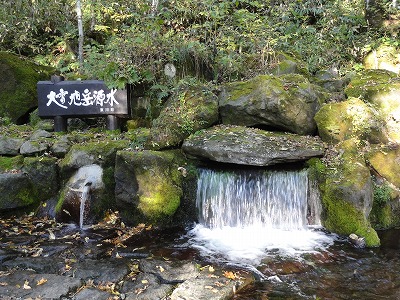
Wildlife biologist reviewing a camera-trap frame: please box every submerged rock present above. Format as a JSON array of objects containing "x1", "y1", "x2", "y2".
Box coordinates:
[{"x1": 182, "y1": 125, "x2": 325, "y2": 166}]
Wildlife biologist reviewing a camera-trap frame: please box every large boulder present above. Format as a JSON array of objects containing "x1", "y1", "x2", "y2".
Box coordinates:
[
  {"x1": 114, "y1": 150, "x2": 189, "y2": 225},
  {"x1": 345, "y1": 69, "x2": 400, "y2": 142},
  {"x1": 219, "y1": 74, "x2": 329, "y2": 135},
  {"x1": 364, "y1": 45, "x2": 400, "y2": 74},
  {"x1": 182, "y1": 125, "x2": 325, "y2": 166},
  {"x1": 0, "y1": 52, "x2": 54, "y2": 123},
  {"x1": 309, "y1": 139, "x2": 380, "y2": 247},
  {"x1": 0, "y1": 135, "x2": 25, "y2": 155},
  {"x1": 147, "y1": 84, "x2": 219, "y2": 150},
  {"x1": 315, "y1": 97, "x2": 387, "y2": 144},
  {"x1": 0, "y1": 172, "x2": 36, "y2": 211}
]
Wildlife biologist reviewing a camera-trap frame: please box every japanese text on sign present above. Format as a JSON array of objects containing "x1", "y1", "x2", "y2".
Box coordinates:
[{"x1": 46, "y1": 88, "x2": 119, "y2": 112}]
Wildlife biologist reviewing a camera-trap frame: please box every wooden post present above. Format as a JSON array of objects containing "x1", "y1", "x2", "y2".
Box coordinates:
[{"x1": 51, "y1": 76, "x2": 67, "y2": 132}]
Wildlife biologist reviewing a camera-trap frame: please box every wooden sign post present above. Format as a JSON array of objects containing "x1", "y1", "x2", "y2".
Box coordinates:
[{"x1": 37, "y1": 76, "x2": 130, "y2": 131}]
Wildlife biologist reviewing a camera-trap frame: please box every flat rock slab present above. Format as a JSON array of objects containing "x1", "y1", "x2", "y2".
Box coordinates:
[
  {"x1": 0, "y1": 270, "x2": 81, "y2": 299},
  {"x1": 182, "y1": 125, "x2": 325, "y2": 166},
  {"x1": 170, "y1": 271, "x2": 253, "y2": 300}
]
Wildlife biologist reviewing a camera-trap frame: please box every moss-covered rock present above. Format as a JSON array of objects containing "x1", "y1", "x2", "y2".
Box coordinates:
[
  {"x1": 364, "y1": 45, "x2": 400, "y2": 74},
  {"x1": 0, "y1": 172, "x2": 37, "y2": 211},
  {"x1": 314, "y1": 97, "x2": 387, "y2": 144},
  {"x1": 182, "y1": 125, "x2": 325, "y2": 166},
  {"x1": 115, "y1": 150, "x2": 190, "y2": 225},
  {"x1": 345, "y1": 70, "x2": 400, "y2": 142},
  {"x1": 59, "y1": 140, "x2": 130, "y2": 178},
  {"x1": 22, "y1": 156, "x2": 59, "y2": 201},
  {"x1": 369, "y1": 178, "x2": 400, "y2": 229},
  {"x1": 367, "y1": 145, "x2": 400, "y2": 188},
  {"x1": 0, "y1": 155, "x2": 24, "y2": 172},
  {"x1": 219, "y1": 74, "x2": 329, "y2": 135},
  {"x1": 0, "y1": 52, "x2": 54, "y2": 123},
  {"x1": 308, "y1": 139, "x2": 380, "y2": 247},
  {"x1": 146, "y1": 84, "x2": 219, "y2": 150},
  {"x1": 267, "y1": 52, "x2": 310, "y2": 78}
]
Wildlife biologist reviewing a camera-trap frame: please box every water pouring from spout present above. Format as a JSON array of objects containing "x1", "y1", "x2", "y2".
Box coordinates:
[{"x1": 79, "y1": 181, "x2": 92, "y2": 229}]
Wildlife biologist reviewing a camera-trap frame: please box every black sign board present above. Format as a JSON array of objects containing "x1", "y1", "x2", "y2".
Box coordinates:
[{"x1": 37, "y1": 80, "x2": 129, "y2": 118}]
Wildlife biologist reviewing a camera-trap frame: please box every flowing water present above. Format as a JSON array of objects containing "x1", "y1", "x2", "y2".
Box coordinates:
[
  {"x1": 183, "y1": 168, "x2": 400, "y2": 298},
  {"x1": 79, "y1": 182, "x2": 91, "y2": 229},
  {"x1": 188, "y1": 168, "x2": 335, "y2": 268}
]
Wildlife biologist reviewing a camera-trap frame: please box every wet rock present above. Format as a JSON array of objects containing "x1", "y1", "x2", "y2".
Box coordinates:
[
  {"x1": 56, "y1": 164, "x2": 104, "y2": 225},
  {"x1": 122, "y1": 273, "x2": 173, "y2": 300},
  {"x1": 182, "y1": 125, "x2": 325, "y2": 166},
  {"x1": 0, "y1": 135, "x2": 24, "y2": 155},
  {"x1": 139, "y1": 259, "x2": 199, "y2": 283},
  {"x1": 65, "y1": 258, "x2": 129, "y2": 283},
  {"x1": 349, "y1": 233, "x2": 366, "y2": 248},
  {"x1": 2, "y1": 257, "x2": 66, "y2": 274},
  {"x1": 170, "y1": 273, "x2": 252, "y2": 300},
  {"x1": 0, "y1": 270, "x2": 81, "y2": 299},
  {"x1": 74, "y1": 287, "x2": 111, "y2": 300}
]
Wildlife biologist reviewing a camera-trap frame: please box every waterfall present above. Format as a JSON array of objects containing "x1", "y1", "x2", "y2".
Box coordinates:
[
  {"x1": 188, "y1": 168, "x2": 334, "y2": 265},
  {"x1": 196, "y1": 168, "x2": 319, "y2": 229}
]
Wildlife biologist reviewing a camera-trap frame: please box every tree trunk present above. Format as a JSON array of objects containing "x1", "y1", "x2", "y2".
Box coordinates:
[{"x1": 76, "y1": 0, "x2": 84, "y2": 72}]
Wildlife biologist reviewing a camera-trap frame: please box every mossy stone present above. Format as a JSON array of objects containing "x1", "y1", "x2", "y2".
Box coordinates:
[
  {"x1": 368, "y1": 146, "x2": 400, "y2": 188},
  {"x1": 0, "y1": 155, "x2": 24, "y2": 172},
  {"x1": 309, "y1": 140, "x2": 380, "y2": 247},
  {"x1": 314, "y1": 97, "x2": 387, "y2": 144},
  {"x1": 0, "y1": 52, "x2": 54, "y2": 123},
  {"x1": 147, "y1": 84, "x2": 219, "y2": 150},
  {"x1": 115, "y1": 149, "x2": 187, "y2": 225}
]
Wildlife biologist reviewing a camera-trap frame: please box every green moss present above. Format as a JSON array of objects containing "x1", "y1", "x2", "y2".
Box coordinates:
[
  {"x1": 0, "y1": 52, "x2": 54, "y2": 122},
  {"x1": 321, "y1": 189, "x2": 380, "y2": 247},
  {"x1": 16, "y1": 185, "x2": 37, "y2": 206},
  {"x1": 0, "y1": 155, "x2": 24, "y2": 172},
  {"x1": 138, "y1": 182, "x2": 182, "y2": 222}
]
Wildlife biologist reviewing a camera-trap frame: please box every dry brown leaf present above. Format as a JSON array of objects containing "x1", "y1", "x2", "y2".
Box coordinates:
[
  {"x1": 223, "y1": 271, "x2": 237, "y2": 280},
  {"x1": 37, "y1": 278, "x2": 48, "y2": 286}
]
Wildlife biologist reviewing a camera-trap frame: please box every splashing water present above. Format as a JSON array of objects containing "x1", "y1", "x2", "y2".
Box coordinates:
[{"x1": 188, "y1": 168, "x2": 335, "y2": 266}]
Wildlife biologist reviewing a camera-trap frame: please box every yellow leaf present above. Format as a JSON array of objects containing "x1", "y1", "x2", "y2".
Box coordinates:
[
  {"x1": 223, "y1": 271, "x2": 237, "y2": 280},
  {"x1": 37, "y1": 278, "x2": 48, "y2": 286},
  {"x1": 208, "y1": 266, "x2": 215, "y2": 273}
]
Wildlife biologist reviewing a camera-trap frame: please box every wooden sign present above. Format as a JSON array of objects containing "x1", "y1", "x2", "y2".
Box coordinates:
[{"x1": 37, "y1": 80, "x2": 129, "y2": 118}]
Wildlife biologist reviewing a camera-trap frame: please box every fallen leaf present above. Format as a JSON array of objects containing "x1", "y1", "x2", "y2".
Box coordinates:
[
  {"x1": 37, "y1": 278, "x2": 48, "y2": 286},
  {"x1": 156, "y1": 266, "x2": 165, "y2": 272},
  {"x1": 223, "y1": 271, "x2": 237, "y2": 280},
  {"x1": 23, "y1": 280, "x2": 32, "y2": 289},
  {"x1": 208, "y1": 266, "x2": 215, "y2": 273},
  {"x1": 141, "y1": 279, "x2": 148, "y2": 284},
  {"x1": 0, "y1": 282, "x2": 8, "y2": 286}
]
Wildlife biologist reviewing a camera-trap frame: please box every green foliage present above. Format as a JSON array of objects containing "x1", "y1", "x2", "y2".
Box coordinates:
[
  {"x1": 1, "y1": 0, "x2": 397, "y2": 95},
  {"x1": 373, "y1": 181, "x2": 392, "y2": 206}
]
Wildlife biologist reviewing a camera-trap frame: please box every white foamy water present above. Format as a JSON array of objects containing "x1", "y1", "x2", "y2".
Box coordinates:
[{"x1": 188, "y1": 168, "x2": 335, "y2": 265}]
